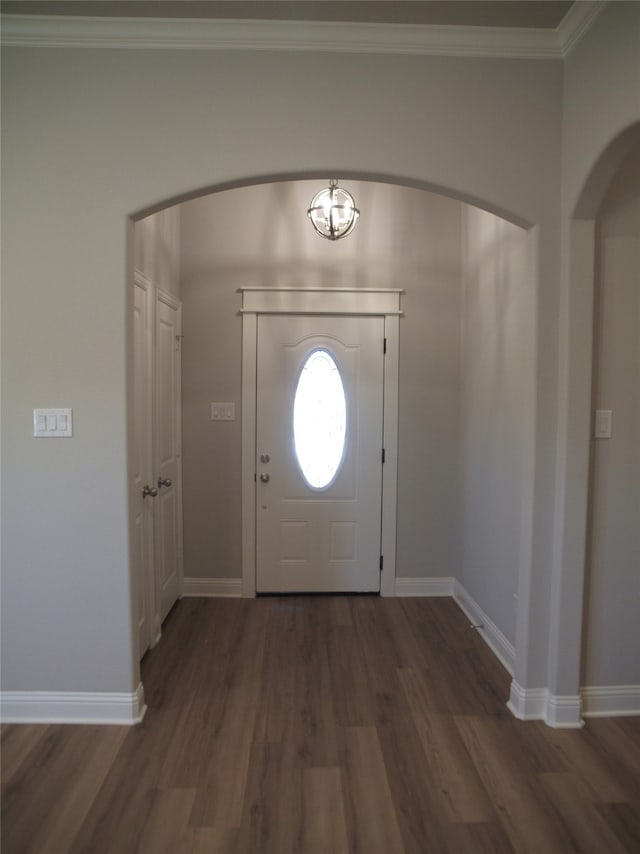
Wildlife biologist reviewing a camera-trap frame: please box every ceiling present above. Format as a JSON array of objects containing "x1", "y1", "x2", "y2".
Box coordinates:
[{"x1": 0, "y1": 1, "x2": 576, "y2": 30}]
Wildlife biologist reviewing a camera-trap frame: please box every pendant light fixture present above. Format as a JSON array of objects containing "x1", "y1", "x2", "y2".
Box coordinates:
[{"x1": 307, "y1": 179, "x2": 360, "y2": 241}]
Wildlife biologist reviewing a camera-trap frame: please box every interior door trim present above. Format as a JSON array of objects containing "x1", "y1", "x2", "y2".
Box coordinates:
[{"x1": 241, "y1": 287, "x2": 402, "y2": 597}]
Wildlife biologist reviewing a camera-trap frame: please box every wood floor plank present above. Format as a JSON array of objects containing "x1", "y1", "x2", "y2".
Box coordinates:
[
  {"x1": 383, "y1": 607, "x2": 433, "y2": 672},
  {"x1": 2, "y1": 725, "x2": 128, "y2": 854},
  {"x1": 300, "y1": 766, "x2": 350, "y2": 854},
  {"x1": 326, "y1": 624, "x2": 377, "y2": 727},
  {"x1": 179, "y1": 826, "x2": 239, "y2": 854},
  {"x1": 185, "y1": 690, "x2": 257, "y2": 827},
  {"x1": 67, "y1": 722, "x2": 174, "y2": 852},
  {"x1": 373, "y1": 690, "x2": 450, "y2": 854},
  {"x1": 158, "y1": 599, "x2": 267, "y2": 797},
  {"x1": 455, "y1": 715, "x2": 577, "y2": 854},
  {"x1": 596, "y1": 802, "x2": 640, "y2": 852},
  {"x1": 137, "y1": 788, "x2": 197, "y2": 854},
  {"x1": 0, "y1": 724, "x2": 50, "y2": 783},
  {"x1": 18, "y1": 725, "x2": 128, "y2": 854},
  {"x1": 234, "y1": 741, "x2": 304, "y2": 854},
  {"x1": 398, "y1": 667, "x2": 496, "y2": 823},
  {"x1": 547, "y1": 725, "x2": 636, "y2": 804},
  {"x1": 352, "y1": 598, "x2": 410, "y2": 695},
  {"x1": 538, "y1": 771, "x2": 630, "y2": 854},
  {"x1": 252, "y1": 597, "x2": 305, "y2": 747},
  {"x1": 339, "y1": 725, "x2": 406, "y2": 854},
  {"x1": 583, "y1": 718, "x2": 640, "y2": 803},
  {"x1": 442, "y1": 820, "x2": 516, "y2": 853}
]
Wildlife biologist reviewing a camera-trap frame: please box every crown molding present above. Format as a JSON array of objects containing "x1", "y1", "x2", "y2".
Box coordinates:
[
  {"x1": 557, "y1": 0, "x2": 608, "y2": 56},
  {"x1": 0, "y1": 5, "x2": 609, "y2": 58}
]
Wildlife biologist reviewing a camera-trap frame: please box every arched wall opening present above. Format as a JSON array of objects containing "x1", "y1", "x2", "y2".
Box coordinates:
[
  {"x1": 547, "y1": 122, "x2": 640, "y2": 721},
  {"x1": 583, "y1": 144, "x2": 640, "y2": 694},
  {"x1": 131, "y1": 175, "x2": 537, "y2": 710}
]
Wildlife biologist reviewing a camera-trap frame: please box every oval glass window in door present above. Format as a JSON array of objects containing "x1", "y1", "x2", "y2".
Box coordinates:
[{"x1": 293, "y1": 349, "x2": 347, "y2": 489}]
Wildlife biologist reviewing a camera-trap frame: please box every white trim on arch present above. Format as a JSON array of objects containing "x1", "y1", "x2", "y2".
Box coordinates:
[{"x1": 240, "y1": 287, "x2": 401, "y2": 598}]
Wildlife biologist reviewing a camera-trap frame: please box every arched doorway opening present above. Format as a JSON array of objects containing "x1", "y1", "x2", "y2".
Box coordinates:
[
  {"x1": 130, "y1": 176, "x2": 537, "y2": 718},
  {"x1": 546, "y1": 123, "x2": 640, "y2": 724}
]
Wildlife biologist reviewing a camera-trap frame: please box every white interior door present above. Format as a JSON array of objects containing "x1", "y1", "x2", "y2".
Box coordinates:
[
  {"x1": 256, "y1": 314, "x2": 384, "y2": 593},
  {"x1": 132, "y1": 274, "x2": 155, "y2": 657},
  {"x1": 154, "y1": 290, "x2": 183, "y2": 622}
]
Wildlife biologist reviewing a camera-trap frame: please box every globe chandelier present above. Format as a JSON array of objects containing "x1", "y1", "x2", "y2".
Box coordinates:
[{"x1": 307, "y1": 179, "x2": 360, "y2": 241}]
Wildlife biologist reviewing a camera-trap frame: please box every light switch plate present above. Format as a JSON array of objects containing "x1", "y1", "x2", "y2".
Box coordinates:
[
  {"x1": 594, "y1": 409, "x2": 612, "y2": 439},
  {"x1": 34, "y1": 408, "x2": 73, "y2": 437},
  {"x1": 210, "y1": 402, "x2": 235, "y2": 421}
]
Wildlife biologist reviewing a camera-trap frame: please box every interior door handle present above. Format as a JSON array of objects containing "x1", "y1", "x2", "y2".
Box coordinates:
[
  {"x1": 260, "y1": 473, "x2": 270, "y2": 483},
  {"x1": 158, "y1": 477, "x2": 172, "y2": 488},
  {"x1": 142, "y1": 484, "x2": 158, "y2": 498}
]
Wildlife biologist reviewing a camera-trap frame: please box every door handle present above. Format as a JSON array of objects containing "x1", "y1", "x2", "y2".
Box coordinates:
[
  {"x1": 157, "y1": 477, "x2": 172, "y2": 488},
  {"x1": 142, "y1": 484, "x2": 158, "y2": 498},
  {"x1": 260, "y1": 473, "x2": 270, "y2": 483}
]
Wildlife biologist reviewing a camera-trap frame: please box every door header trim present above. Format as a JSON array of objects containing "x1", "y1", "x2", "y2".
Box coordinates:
[{"x1": 240, "y1": 287, "x2": 403, "y2": 316}]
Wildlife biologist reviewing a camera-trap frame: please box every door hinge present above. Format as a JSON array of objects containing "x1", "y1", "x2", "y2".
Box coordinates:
[
  {"x1": 175, "y1": 334, "x2": 184, "y2": 352},
  {"x1": 379, "y1": 555, "x2": 384, "y2": 571},
  {"x1": 383, "y1": 337, "x2": 387, "y2": 354},
  {"x1": 382, "y1": 447, "x2": 386, "y2": 464}
]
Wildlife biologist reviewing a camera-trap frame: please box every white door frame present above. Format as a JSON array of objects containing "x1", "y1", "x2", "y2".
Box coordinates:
[{"x1": 241, "y1": 287, "x2": 402, "y2": 597}]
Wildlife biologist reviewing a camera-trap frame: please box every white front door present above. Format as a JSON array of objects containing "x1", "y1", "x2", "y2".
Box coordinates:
[{"x1": 256, "y1": 314, "x2": 384, "y2": 593}]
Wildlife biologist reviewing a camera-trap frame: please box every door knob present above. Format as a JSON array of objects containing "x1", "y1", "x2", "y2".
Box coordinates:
[
  {"x1": 260, "y1": 473, "x2": 270, "y2": 483},
  {"x1": 142, "y1": 484, "x2": 158, "y2": 498},
  {"x1": 157, "y1": 477, "x2": 172, "y2": 488}
]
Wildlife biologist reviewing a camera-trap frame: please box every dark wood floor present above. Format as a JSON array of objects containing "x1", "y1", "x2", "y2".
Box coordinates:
[{"x1": 2, "y1": 596, "x2": 639, "y2": 853}]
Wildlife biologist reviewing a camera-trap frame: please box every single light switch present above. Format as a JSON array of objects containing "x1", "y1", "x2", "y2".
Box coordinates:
[{"x1": 594, "y1": 409, "x2": 612, "y2": 439}]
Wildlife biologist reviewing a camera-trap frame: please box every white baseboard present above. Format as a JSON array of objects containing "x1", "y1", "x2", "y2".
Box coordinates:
[
  {"x1": 507, "y1": 681, "x2": 548, "y2": 720},
  {"x1": 0, "y1": 682, "x2": 146, "y2": 725},
  {"x1": 507, "y1": 681, "x2": 583, "y2": 728},
  {"x1": 395, "y1": 576, "x2": 455, "y2": 597},
  {"x1": 453, "y1": 580, "x2": 516, "y2": 675},
  {"x1": 507, "y1": 683, "x2": 640, "y2": 726},
  {"x1": 545, "y1": 692, "x2": 584, "y2": 728},
  {"x1": 182, "y1": 577, "x2": 242, "y2": 597},
  {"x1": 581, "y1": 685, "x2": 640, "y2": 717}
]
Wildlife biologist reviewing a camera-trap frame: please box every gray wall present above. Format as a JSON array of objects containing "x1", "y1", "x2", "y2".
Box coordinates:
[
  {"x1": 584, "y1": 148, "x2": 640, "y2": 687},
  {"x1": 179, "y1": 181, "x2": 462, "y2": 582},
  {"x1": 459, "y1": 208, "x2": 531, "y2": 646}
]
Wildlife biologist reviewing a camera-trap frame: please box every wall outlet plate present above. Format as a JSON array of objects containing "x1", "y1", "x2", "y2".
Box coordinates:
[{"x1": 594, "y1": 409, "x2": 612, "y2": 439}]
